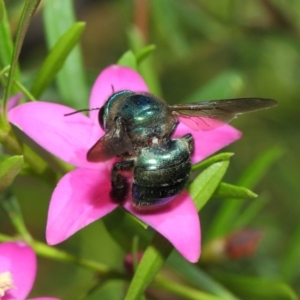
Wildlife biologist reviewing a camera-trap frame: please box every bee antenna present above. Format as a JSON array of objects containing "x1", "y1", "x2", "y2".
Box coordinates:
[
  {"x1": 111, "y1": 85, "x2": 115, "y2": 93},
  {"x1": 64, "y1": 107, "x2": 101, "y2": 116}
]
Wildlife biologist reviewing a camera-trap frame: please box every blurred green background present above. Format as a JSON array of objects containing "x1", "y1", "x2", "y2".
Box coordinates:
[{"x1": 1, "y1": 0, "x2": 300, "y2": 299}]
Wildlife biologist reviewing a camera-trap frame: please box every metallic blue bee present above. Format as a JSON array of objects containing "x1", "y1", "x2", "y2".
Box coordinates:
[{"x1": 66, "y1": 91, "x2": 277, "y2": 209}]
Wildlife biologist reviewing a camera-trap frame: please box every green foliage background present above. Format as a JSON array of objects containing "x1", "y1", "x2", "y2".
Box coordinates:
[{"x1": 1, "y1": 0, "x2": 300, "y2": 299}]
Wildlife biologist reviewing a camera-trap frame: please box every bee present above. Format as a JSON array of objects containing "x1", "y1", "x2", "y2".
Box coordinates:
[{"x1": 66, "y1": 91, "x2": 277, "y2": 208}]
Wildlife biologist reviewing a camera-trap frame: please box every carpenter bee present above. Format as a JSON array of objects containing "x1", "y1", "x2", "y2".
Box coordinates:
[{"x1": 66, "y1": 91, "x2": 277, "y2": 208}]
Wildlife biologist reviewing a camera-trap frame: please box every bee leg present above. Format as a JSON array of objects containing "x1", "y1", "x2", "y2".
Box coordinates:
[
  {"x1": 182, "y1": 133, "x2": 194, "y2": 155},
  {"x1": 110, "y1": 160, "x2": 135, "y2": 203},
  {"x1": 167, "y1": 119, "x2": 179, "y2": 138}
]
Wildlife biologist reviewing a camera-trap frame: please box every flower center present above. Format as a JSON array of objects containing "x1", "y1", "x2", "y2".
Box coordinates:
[{"x1": 0, "y1": 272, "x2": 14, "y2": 297}]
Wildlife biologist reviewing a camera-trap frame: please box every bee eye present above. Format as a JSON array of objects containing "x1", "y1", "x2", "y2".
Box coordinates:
[{"x1": 98, "y1": 106, "x2": 105, "y2": 130}]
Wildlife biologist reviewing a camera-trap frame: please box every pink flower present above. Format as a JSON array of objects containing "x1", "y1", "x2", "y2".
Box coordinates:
[
  {"x1": 8, "y1": 65, "x2": 241, "y2": 263},
  {"x1": 0, "y1": 241, "x2": 59, "y2": 300}
]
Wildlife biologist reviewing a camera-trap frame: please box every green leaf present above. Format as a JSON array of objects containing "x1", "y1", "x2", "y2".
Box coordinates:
[
  {"x1": 0, "y1": 0, "x2": 4, "y2": 23},
  {"x1": 167, "y1": 253, "x2": 239, "y2": 300},
  {"x1": 126, "y1": 211, "x2": 148, "y2": 229},
  {"x1": 213, "y1": 272, "x2": 297, "y2": 300},
  {"x1": 154, "y1": 274, "x2": 228, "y2": 300},
  {"x1": 281, "y1": 219, "x2": 300, "y2": 282},
  {"x1": 189, "y1": 160, "x2": 230, "y2": 211},
  {"x1": 127, "y1": 26, "x2": 161, "y2": 95},
  {"x1": 151, "y1": 0, "x2": 189, "y2": 57},
  {"x1": 207, "y1": 146, "x2": 283, "y2": 239},
  {"x1": 118, "y1": 45, "x2": 156, "y2": 70},
  {"x1": 236, "y1": 146, "x2": 284, "y2": 189},
  {"x1": 0, "y1": 1, "x2": 20, "y2": 81},
  {"x1": 173, "y1": 2, "x2": 230, "y2": 43},
  {"x1": 213, "y1": 182, "x2": 257, "y2": 199},
  {"x1": 131, "y1": 235, "x2": 140, "y2": 272},
  {"x1": 43, "y1": 0, "x2": 88, "y2": 108},
  {"x1": 117, "y1": 50, "x2": 137, "y2": 70},
  {"x1": 0, "y1": 155, "x2": 23, "y2": 193},
  {"x1": 103, "y1": 208, "x2": 151, "y2": 253},
  {"x1": 124, "y1": 232, "x2": 173, "y2": 300},
  {"x1": 233, "y1": 194, "x2": 269, "y2": 229},
  {"x1": 30, "y1": 22, "x2": 85, "y2": 98},
  {"x1": 0, "y1": 192, "x2": 32, "y2": 241},
  {"x1": 184, "y1": 70, "x2": 245, "y2": 103},
  {"x1": 12, "y1": 78, "x2": 35, "y2": 101},
  {"x1": 135, "y1": 44, "x2": 156, "y2": 64},
  {"x1": 192, "y1": 152, "x2": 234, "y2": 171},
  {"x1": 1, "y1": 0, "x2": 40, "y2": 126}
]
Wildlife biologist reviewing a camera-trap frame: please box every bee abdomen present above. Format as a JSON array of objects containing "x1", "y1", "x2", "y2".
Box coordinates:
[{"x1": 132, "y1": 138, "x2": 192, "y2": 207}]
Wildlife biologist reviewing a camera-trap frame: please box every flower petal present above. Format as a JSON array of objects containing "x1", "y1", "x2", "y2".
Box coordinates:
[
  {"x1": 8, "y1": 102, "x2": 103, "y2": 169},
  {"x1": 89, "y1": 65, "x2": 148, "y2": 123},
  {"x1": 0, "y1": 241, "x2": 36, "y2": 300},
  {"x1": 175, "y1": 123, "x2": 242, "y2": 164},
  {"x1": 46, "y1": 167, "x2": 118, "y2": 244},
  {"x1": 124, "y1": 191, "x2": 201, "y2": 263}
]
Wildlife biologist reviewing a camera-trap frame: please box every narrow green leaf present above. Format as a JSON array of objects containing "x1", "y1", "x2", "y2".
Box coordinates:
[
  {"x1": 192, "y1": 152, "x2": 234, "y2": 171},
  {"x1": 117, "y1": 50, "x2": 137, "y2": 70},
  {"x1": 13, "y1": 78, "x2": 35, "y2": 101},
  {"x1": 207, "y1": 146, "x2": 283, "y2": 239},
  {"x1": 151, "y1": 0, "x2": 189, "y2": 57},
  {"x1": 0, "y1": 232, "x2": 12, "y2": 243},
  {"x1": 0, "y1": 0, "x2": 20, "y2": 81},
  {"x1": 135, "y1": 44, "x2": 156, "y2": 64},
  {"x1": 118, "y1": 44, "x2": 156, "y2": 92},
  {"x1": 281, "y1": 220, "x2": 300, "y2": 282},
  {"x1": 0, "y1": 0, "x2": 4, "y2": 23},
  {"x1": 213, "y1": 272, "x2": 297, "y2": 300},
  {"x1": 30, "y1": 22, "x2": 85, "y2": 98},
  {"x1": 103, "y1": 208, "x2": 151, "y2": 253},
  {"x1": 43, "y1": 0, "x2": 88, "y2": 107},
  {"x1": 277, "y1": 160, "x2": 300, "y2": 281},
  {"x1": 233, "y1": 195, "x2": 269, "y2": 229},
  {"x1": 131, "y1": 235, "x2": 140, "y2": 272},
  {"x1": 127, "y1": 26, "x2": 161, "y2": 95},
  {"x1": 184, "y1": 71, "x2": 244, "y2": 103},
  {"x1": 189, "y1": 160, "x2": 230, "y2": 211},
  {"x1": 154, "y1": 274, "x2": 227, "y2": 300},
  {"x1": 0, "y1": 65, "x2": 10, "y2": 79},
  {"x1": 2, "y1": 0, "x2": 40, "y2": 125},
  {"x1": 173, "y1": 1, "x2": 230, "y2": 43},
  {"x1": 126, "y1": 211, "x2": 148, "y2": 229},
  {"x1": 0, "y1": 192, "x2": 32, "y2": 242},
  {"x1": 167, "y1": 253, "x2": 239, "y2": 300},
  {"x1": 213, "y1": 182, "x2": 257, "y2": 199},
  {"x1": 0, "y1": 155, "x2": 23, "y2": 193},
  {"x1": 124, "y1": 232, "x2": 173, "y2": 300},
  {"x1": 237, "y1": 146, "x2": 284, "y2": 188}
]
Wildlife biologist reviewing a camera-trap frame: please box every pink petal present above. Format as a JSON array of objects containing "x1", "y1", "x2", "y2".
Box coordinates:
[
  {"x1": 174, "y1": 122, "x2": 242, "y2": 164},
  {"x1": 0, "y1": 241, "x2": 36, "y2": 300},
  {"x1": 89, "y1": 65, "x2": 148, "y2": 123},
  {"x1": 8, "y1": 102, "x2": 104, "y2": 169},
  {"x1": 124, "y1": 191, "x2": 201, "y2": 263},
  {"x1": 46, "y1": 167, "x2": 118, "y2": 245}
]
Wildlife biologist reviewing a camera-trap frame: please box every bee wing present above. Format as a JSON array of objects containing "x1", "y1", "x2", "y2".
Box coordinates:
[
  {"x1": 169, "y1": 98, "x2": 277, "y2": 131},
  {"x1": 87, "y1": 128, "x2": 135, "y2": 162}
]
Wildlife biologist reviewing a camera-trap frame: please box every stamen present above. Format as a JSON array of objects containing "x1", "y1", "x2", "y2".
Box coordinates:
[{"x1": 0, "y1": 272, "x2": 14, "y2": 297}]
